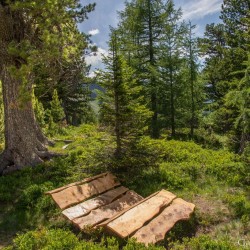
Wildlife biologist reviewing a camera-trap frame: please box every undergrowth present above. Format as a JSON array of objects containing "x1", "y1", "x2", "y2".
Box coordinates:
[{"x1": 0, "y1": 124, "x2": 249, "y2": 249}]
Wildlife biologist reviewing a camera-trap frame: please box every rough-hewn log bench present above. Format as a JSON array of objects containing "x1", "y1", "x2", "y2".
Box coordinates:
[{"x1": 46, "y1": 172, "x2": 195, "y2": 245}]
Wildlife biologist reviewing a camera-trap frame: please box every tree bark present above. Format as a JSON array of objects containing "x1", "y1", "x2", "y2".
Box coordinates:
[
  {"x1": 0, "y1": 68, "x2": 52, "y2": 174},
  {"x1": 148, "y1": 0, "x2": 159, "y2": 139},
  {"x1": 0, "y1": 3, "x2": 52, "y2": 174}
]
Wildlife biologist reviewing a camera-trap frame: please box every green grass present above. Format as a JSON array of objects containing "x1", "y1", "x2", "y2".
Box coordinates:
[{"x1": 0, "y1": 124, "x2": 249, "y2": 249}]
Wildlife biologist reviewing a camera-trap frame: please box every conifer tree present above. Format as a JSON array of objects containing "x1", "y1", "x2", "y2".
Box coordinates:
[
  {"x1": 199, "y1": 1, "x2": 249, "y2": 143},
  {"x1": 50, "y1": 89, "x2": 65, "y2": 123},
  {"x1": 0, "y1": 81, "x2": 4, "y2": 144},
  {"x1": 158, "y1": 1, "x2": 186, "y2": 136},
  {"x1": 118, "y1": 0, "x2": 166, "y2": 138},
  {"x1": 225, "y1": 53, "x2": 250, "y2": 153},
  {"x1": 183, "y1": 21, "x2": 202, "y2": 137},
  {"x1": 98, "y1": 29, "x2": 152, "y2": 157},
  {"x1": 0, "y1": 0, "x2": 95, "y2": 173},
  {"x1": 32, "y1": 91, "x2": 45, "y2": 129}
]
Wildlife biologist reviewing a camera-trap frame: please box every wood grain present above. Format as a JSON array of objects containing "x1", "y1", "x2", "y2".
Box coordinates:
[
  {"x1": 105, "y1": 190, "x2": 176, "y2": 238},
  {"x1": 62, "y1": 186, "x2": 128, "y2": 220},
  {"x1": 46, "y1": 172, "x2": 109, "y2": 195},
  {"x1": 50, "y1": 173, "x2": 120, "y2": 209},
  {"x1": 133, "y1": 198, "x2": 195, "y2": 245},
  {"x1": 73, "y1": 190, "x2": 143, "y2": 229}
]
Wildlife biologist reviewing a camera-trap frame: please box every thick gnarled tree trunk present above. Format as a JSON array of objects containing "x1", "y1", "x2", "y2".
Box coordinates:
[
  {"x1": 0, "y1": 3, "x2": 52, "y2": 174},
  {"x1": 0, "y1": 69, "x2": 50, "y2": 174}
]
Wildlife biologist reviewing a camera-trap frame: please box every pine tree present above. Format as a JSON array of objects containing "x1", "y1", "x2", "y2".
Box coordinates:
[
  {"x1": 98, "y1": 29, "x2": 152, "y2": 157},
  {"x1": 220, "y1": 0, "x2": 250, "y2": 49},
  {"x1": 0, "y1": 0, "x2": 95, "y2": 173},
  {"x1": 199, "y1": 1, "x2": 249, "y2": 142}
]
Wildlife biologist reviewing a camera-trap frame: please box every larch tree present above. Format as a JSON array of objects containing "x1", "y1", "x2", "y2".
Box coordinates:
[
  {"x1": 0, "y1": 0, "x2": 95, "y2": 174},
  {"x1": 225, "y1": 53, "x2": 250, "y2": 153},
  {"x1": 118, "y1": 0, "x2": 166, "y2": 138},
  {"x1": 184, "y1": 21, "x2": 200, "y2": 137},
  {"x1": 200, "y1": 0, "x2": 249, "y2": 148},
  {"x1": 158, "y1": 1, "x2": 186, "y2": 136}
]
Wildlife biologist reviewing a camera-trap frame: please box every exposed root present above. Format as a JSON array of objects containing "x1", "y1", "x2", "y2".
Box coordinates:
[
  {"x1": 0, "y1": 150, "x2": 12, "y2": 175},
  {"x1": 36, "y1": 150, "x2": 64, "y2": 159},
  {"x1": 2, "y1": 165, "x2": 22, "y2": 175},
  {"x1": 0, "y1": 149, "x2": 65, "y2": 176}
]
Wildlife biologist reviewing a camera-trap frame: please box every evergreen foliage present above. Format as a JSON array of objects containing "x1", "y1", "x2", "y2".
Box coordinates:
[
  {"x1": 0, "y1": 81, "x2": 4, "y2": 145},
  {"x1": 0, "y1": 0, "x2": 250, "y2": 248},
  {"x1": 50, "y1": 89, "x2": 65, "y2": 123},
  {"x1": 198, "y1": 0, "x2": 250, "y2": 152},
  {"x1": 32, "y1": 90, "x2": 45, "y2": 129},
  {"x1": 98, "y1": 29, "x2": 152, "y2": 156}
]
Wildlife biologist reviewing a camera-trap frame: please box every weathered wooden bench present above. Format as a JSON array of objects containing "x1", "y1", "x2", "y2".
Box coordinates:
[{"x1": 46, "y1": 172, "x2": 195, "y2": 245}]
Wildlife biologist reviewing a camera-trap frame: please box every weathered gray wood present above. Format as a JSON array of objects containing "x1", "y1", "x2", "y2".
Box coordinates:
[
  {"x1": 73, "y1": 191, "x2": 143, "y2": 229},
  {"x1": 133, "y1": 198, "x2": 195, "y2": 245},
  {"x1": 50, "y1": 173, "x2": 120, "y2": 209},
  {"x1": 104, "y1": 190, "x2": 176, "y2": 238},
  {"x1": 62, "y1": 186, "x2": 129, "y2": 220}
]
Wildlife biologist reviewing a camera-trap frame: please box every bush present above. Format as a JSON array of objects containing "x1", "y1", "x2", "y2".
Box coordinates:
[
  {"x1": 225, "y1": 194, "x2": 250, "y2": 218},
  {"x1": 5, "y1": 229, "x2": 165, "y2": 250},
  {"x1": 170, "y1": 235, "x2": 244, "y2": 250}
]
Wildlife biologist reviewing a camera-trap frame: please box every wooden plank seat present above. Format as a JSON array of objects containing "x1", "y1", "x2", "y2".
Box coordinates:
[
  {"x1": 132, "y1": 198, "x2": 196, "y2": 245},
  {"x1": 46, "y1": 172, "x2": 195, "y2": 245},
  {"x1": 101, "y1": 190, "x2": 176, "y2": 238},
  {"x1": 46, "y1": 172, "x2": 120, "y2": 209},
  {"x1": 62, "y1": 186, "x2": 129, "y2": 220},
  {"x1": 73, "y1": 190, "x2": 143, "y2": 229}
]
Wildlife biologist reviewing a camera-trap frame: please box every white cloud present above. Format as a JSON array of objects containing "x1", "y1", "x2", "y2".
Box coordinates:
[
  {"x1": 181, "y1": 0, "x2": 222, "y2": 20},
  {"x1": 85, "y1": 47, "x2": 108, "y2": 67},
  {"x1": 88, "y1": 29, "x2": 100, "y2": 36}
]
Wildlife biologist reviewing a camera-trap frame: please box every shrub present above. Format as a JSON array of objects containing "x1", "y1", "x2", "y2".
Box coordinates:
[
  {"x1": 5, "y1": 229, "x2": 165, "y2": 250},
  {"x1": 170, "y1": 235, "x2": 244, "y2": 250}
]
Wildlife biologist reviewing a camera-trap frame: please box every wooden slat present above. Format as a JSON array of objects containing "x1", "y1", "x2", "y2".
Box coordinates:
[
  {"x1": 50, "y1": 173, "x2": 120, "y2": 209},
  {"x1": 73, "y1": 190, "x2": 143, "y2": 229},
  {"x1": 46, "y1": 172, "x2": 109, "y2": 195},
  {"x1": 104, "y1": 190, "x2": 176, "y2": 238},
  {"x1": 133, "y1": 198, "x2": 195, "y2": 245},
  {"x1": 62, "y1": 186, "x2": 129, "y2": 220},
  {"x1": 97, "y1": 190, "x2": 161, "y2": 228}
]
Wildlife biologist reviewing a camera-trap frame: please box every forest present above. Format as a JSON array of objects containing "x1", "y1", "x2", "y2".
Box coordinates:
[{"x1": 0, "y1": 0, "x2": 249, "y2": 249}]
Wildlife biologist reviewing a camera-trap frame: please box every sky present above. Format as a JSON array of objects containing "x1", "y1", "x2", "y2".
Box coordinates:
[{"x1": 79, "y1": 0, "x2": 223, "y2": 74}]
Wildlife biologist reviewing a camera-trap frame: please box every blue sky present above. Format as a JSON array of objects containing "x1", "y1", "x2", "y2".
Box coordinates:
[{"x1": 79, "y1": 0, "x2": 223, "y2": 74}]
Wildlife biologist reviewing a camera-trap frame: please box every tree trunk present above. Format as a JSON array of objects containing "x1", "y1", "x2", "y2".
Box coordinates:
[
  {"x1": 0, "y1": 69, "x2": 52, "y2": 174},
  {"x1": 0, "y1": 3, "x2": 52, "y2": 174},
  {"x1": 148, "y1": 0, "x2": 159, "y2": 138},
  {"x1": 169, "y1": 61, "x2": 175, "y2": 137}
]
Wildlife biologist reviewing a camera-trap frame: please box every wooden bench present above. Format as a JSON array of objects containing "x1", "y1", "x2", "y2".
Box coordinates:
[{"x1": 46, "y1": 172, "x2": 195, "y2": 245}]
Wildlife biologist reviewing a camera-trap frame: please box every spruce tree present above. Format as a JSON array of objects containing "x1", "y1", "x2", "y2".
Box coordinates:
[
  {"x1": 32, "y1": 91, "x2": 46, "y2": 129},
  {"x1": 98, "y1": 29, "x2": 152, "y2": 157},
  {"x1": 50, "y1": 89, "x2": 65, "y2": 123}
]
